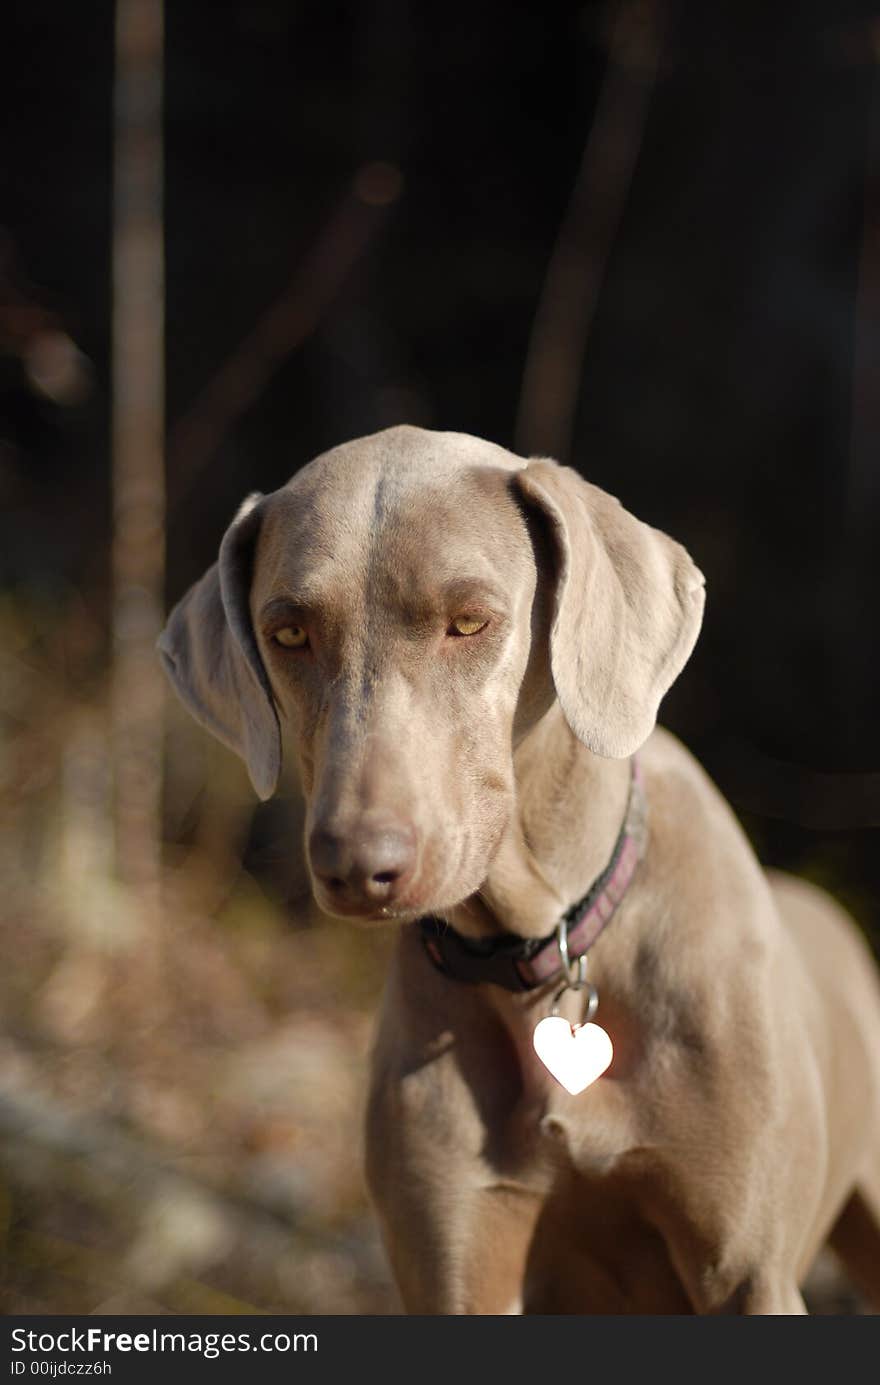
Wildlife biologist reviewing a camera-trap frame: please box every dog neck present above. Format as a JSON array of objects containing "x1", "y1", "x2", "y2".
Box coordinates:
[{"x1": 447, "y1": 702, "x2": 633, "y2": 940}]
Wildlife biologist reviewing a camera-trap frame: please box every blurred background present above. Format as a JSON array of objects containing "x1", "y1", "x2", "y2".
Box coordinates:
[{"x1": 1, "y1": 0, "x2": 878, "y2": 1314}]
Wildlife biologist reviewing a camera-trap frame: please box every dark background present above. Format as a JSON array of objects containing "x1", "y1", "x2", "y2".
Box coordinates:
[{"x1": 1, "y1": 0, "x2": 878, "y2": 1314}]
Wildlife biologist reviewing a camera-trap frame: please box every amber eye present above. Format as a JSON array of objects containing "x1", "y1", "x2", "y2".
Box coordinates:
[
  {"x1": 273, "y1": 625, "x2": 308, "y2": 649},
  {"x1": 449, "y1": 615, "x2": 488, "y2": 637}
]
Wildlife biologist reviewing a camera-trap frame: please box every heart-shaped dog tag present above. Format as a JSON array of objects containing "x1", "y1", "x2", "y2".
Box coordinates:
[{"x1": 532, "y1": 1016, "x2": 613, "y2": 1094}]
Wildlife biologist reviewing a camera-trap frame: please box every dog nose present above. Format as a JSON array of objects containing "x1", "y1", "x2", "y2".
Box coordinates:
[{"x1": 309, "y1": 820, "x2": 417, "y2": 906}]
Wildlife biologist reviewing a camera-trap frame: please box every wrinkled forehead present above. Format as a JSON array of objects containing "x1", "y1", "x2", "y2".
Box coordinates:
[{"x1": 252, "y1": 433, "x2": 535, "y2": 610}]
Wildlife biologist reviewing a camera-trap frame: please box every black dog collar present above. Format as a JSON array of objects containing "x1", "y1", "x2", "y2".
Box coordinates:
[{"x1": 419, "y1": 758, "x2": 647, "y2": 993}]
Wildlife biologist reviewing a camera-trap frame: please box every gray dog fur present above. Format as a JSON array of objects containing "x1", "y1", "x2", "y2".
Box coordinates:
[{"x1": 160, "y1": 426, "x2": 880, "y2": 1313}]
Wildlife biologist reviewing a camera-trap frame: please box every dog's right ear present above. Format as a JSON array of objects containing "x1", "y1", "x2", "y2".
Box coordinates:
[{"x1": 157, "y1": 493, "x2": 281, "y2": 800}]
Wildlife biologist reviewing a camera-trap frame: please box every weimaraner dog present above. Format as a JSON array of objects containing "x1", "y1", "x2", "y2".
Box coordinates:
[{"x1": 160, "y1": 425, "x2": 880, "y2": 1314}]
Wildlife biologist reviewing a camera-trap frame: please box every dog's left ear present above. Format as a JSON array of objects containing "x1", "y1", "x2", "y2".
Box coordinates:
[
  {"x1": 514, "y1": 459, "x2": 705, "y2": 758},
  {"x1": 157, "y1": 493, "x2": 282, "y2": 799}
]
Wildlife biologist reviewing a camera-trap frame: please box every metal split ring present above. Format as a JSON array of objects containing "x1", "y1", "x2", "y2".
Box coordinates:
[
  {"x1": 550, "y1": 917, "x2": 599, "y2": 1022},
  {"x1": 556, "y1": 916, "x2": 587, "y2": 989},
  {"x1": 551, "y1": 980, "x2": 599, "y2": 1022}
]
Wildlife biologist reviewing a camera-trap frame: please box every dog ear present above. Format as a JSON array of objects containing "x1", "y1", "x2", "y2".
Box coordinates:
[
  {"x1": 514, "y1": 459, "x2": 705, "y2": 758},
  {"x1": 157, "y1": 493, "x2": 281, "y2": 799}
]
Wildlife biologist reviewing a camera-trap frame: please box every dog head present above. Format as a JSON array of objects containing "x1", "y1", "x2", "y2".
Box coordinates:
[{"x1": 159, "y1": 426, "x2": 704, "y2": 923}]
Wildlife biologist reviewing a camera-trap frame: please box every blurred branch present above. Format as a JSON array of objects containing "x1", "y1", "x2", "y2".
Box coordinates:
[
  {"x1": 0, "y1": 229, "x2": 93, "y2": 405},
  {"x1": 167, "y1": 161, "x2": 402, "y2": 509},
  {"x1": 848, "y1": 59, "x2": 880, "y2": 536},
  {"x1": 711, "y1": 740, "x2": 880, "y2": 832},
  {"x1": 11, "y1": 1230, "x2": 266, "y2": 1315},
  {"x1": 0, "y1": 1083, "x2": 321, "y2": 1305},
  {"x1": 515, "y1": 0, "x2": 667, "y2": 462},
  {"x1": 111, "y1": 0, "x2": 166, "y2": 919}
]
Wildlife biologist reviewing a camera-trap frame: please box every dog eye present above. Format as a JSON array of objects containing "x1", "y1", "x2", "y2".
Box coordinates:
[
  {"x1": 449, "y1": 616, "x2": 488, "y2": 637},
  {"x1": 273, "y1": 625, "x2": 308, "y2": 648}
]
